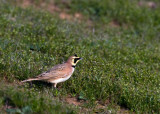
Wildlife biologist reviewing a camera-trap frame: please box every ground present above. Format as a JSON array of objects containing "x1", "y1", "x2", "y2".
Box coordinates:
[{"x1": 0, "y1": 0, "x2": 160, "y2": 113}]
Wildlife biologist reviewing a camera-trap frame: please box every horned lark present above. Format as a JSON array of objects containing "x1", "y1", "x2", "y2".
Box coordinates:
[{"x1": 22, "y1": 54, "x2": 82, "y2": 88}]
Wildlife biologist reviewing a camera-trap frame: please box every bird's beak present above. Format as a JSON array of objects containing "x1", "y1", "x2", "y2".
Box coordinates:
[{"x1": 79, "y1": 57, "x2": 83, "y2": 60}]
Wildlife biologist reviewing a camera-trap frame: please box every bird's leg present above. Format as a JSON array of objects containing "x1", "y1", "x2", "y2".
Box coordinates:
[
  {"x1": 29, "y1": 82, "x2": 33, "y2": 88},
  {"x1": 54, "y1": 83, "x2": 60, "y2": 91},
  {"x1": 54, "y1": 83, "x2": 57, "y2": 88}
]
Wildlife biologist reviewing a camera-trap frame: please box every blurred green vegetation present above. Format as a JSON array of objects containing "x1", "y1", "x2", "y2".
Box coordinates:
[{"x1": 0, "y1": 0, "x2": 160, "y2": 113}]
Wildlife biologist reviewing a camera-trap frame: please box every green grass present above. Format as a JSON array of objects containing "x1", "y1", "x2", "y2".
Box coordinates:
[
  {"x1": 0, "y1": 82, "x2": 77, "y2": 114},
  {"x1": 0, "y1": 0, "x2": 160, "y2": 113}
]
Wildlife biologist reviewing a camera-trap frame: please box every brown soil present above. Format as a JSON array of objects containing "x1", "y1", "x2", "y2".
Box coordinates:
[
  {"x1": 16, "y1": 0, "x2": 83, "y2": 21},
  {"x1": 108, "y1": 20, "x2": 121, "y2": 28},
  {"x1": 66, "y1": 97, "x2": 82, "y2": 106},
  {"x1": 138, "y1": 1, "x2": 157, "y2": 9}
]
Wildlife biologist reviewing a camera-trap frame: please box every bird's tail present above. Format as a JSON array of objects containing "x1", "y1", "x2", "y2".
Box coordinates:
[{"x1": 21, "y1": 78, "x2": 39, "y2": 83}]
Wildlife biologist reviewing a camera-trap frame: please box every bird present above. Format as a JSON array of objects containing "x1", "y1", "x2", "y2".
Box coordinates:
[{"x1": 21, "y1": 54, "x2": 82, "y2": 88}]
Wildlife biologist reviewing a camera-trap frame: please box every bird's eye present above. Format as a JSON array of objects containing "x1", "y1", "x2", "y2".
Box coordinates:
[{"x1": 74, "y1": 58, "x2": 80, "y2": 63}]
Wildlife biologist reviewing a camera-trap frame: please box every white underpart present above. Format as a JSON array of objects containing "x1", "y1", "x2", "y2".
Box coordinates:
[{"x1": 51, "y1": 68, "x2": 75, "y2": 84}]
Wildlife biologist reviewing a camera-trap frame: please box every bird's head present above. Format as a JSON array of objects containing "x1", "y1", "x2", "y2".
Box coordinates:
[{"x1": 67, "y1": 54, "x2": 82, "y2": 67}]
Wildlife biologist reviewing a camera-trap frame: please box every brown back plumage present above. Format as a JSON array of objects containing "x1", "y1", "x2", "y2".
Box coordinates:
[{"x1": 22, "y1": 63, "x2": 68, "y2": 82}]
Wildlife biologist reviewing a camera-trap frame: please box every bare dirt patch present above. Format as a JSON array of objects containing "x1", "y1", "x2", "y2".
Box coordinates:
[
  {"x1": 138, "y1": 1, "x2": 157, "y2": 9},
  {"x1": 16, "y1": 0, "x2": 84, "y2": 21},
  {"x1": 108, "y1": 20, "x2": 121, "y2": 28},
  {"x1": 66, "y1": 97, "x2": 82, "y2": 106}
]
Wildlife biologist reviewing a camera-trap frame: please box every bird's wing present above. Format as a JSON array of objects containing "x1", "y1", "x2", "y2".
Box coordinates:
[{"x1": 36, "y1": 63, "x2": 67, "y2": 80}]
